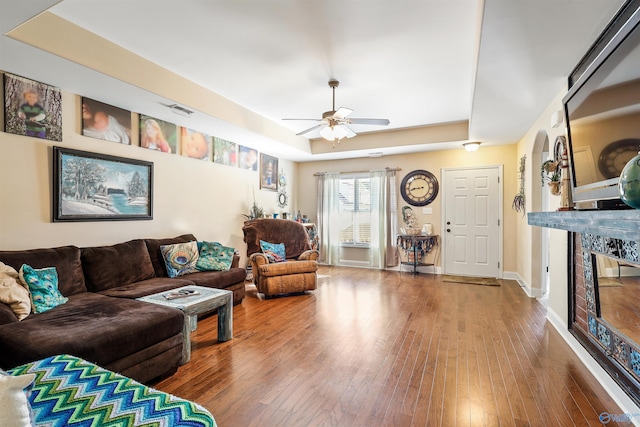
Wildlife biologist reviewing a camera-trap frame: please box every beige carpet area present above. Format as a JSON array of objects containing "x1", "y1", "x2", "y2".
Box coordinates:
[{"x1": 442, "y1": 275, "x2": 500, "y2": 286}]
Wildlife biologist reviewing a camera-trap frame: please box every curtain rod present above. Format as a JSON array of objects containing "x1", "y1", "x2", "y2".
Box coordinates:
[{"x1": 314, "y1": 167, "x2": 401, "y2": 177}]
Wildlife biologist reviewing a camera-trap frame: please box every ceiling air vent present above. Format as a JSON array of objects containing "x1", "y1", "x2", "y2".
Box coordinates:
[{"x1": 168, "y1": 104, "x2": 194, "y2": 117}]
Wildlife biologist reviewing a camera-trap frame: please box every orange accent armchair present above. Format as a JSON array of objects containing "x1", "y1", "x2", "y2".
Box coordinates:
[{"x1": 242, "y1": 219, "x2": 319, "y2": 298}]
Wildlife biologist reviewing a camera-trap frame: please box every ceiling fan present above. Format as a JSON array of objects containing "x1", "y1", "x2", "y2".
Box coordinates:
[{"x1": 283, "y1": 79, "x2": 390, "y2": 146}]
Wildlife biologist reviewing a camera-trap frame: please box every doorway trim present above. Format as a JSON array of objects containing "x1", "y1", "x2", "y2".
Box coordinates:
[{"x1": 440, "y1": 164, "x2": 503, "y2": 278}]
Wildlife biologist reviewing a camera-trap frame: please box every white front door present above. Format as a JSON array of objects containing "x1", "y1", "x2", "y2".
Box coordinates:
[{"x1": 442, "y1": 166, "x2": 502, "y2": 278}]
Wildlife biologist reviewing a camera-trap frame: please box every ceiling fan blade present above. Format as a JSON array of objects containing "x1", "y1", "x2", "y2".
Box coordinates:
[
  {"x1": 282, "y1": 118, "x2": 323, "y2": 121},
  {"x1": 333, "y1": 107, "x2": 353, "y2": 120},
  {"x1": 347, "y1": 118, "x2": 390, "y2": 126},
  {"x1": 343, "y1": 125, "x2": 357, "y2": 138},
  {"x1": 296, "y1": 123, "x2": 326, "y2": 136}
]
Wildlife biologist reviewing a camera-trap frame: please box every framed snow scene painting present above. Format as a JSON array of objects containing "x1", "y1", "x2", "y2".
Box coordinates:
[{"x1": 53, "y1": 146, "x2": 153, "y2": 222}]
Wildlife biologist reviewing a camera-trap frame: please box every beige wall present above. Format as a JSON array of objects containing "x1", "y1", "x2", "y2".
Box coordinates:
[
  {"x1": 514, "y1": 89, "x2": 568, "y2": 314},
  {"x1": 296, "y1": 144, "x2": 519, "y2": 273},
  {"x1": 0, "y1": 90, "x2": 296, "y2": 269}
]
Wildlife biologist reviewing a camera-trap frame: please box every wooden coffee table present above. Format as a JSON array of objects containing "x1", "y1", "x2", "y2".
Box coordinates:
[{"x1": 137, "y1": 285, "x2": 233, "y2": 364}]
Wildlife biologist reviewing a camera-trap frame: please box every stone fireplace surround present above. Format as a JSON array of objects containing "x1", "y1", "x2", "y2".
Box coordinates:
[{"x1": 529, "y1": 210, "x2": 640, "y2": 406}]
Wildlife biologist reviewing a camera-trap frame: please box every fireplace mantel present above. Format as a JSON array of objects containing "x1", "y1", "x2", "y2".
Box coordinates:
[
  {"x1": 529, "y1": 209, "x2": 640, "y2": 406},
  {"x1": 528, "y1": 210, "x2": 640, "y2": 241}
]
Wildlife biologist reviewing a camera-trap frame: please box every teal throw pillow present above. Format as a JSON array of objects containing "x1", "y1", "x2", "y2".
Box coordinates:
[
  {"x1": 196, "y1": 241, "x2": 235, "y2": 271},
  {"x1": 160, "y1": 241, "x2": 200, "y2": 278},
  {"x1": 259, "y1": 240, "x2": 286, "y2": 263},
  {"x1": 18, "y1": 264, "x2": 68, "y2": 314}
]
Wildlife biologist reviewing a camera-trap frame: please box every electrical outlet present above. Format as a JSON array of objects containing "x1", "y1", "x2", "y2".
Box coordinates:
[{"x1": 422, "y1": 207, "x2": 432, "y2": 214}]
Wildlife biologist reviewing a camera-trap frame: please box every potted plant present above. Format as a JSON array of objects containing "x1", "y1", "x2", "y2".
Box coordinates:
[
  {"x1": 242, "y1": 189, "x2": 265, "y2": 220},
  {"x1": 541, "y1": 160, "x2": 561, "y2": 195}
]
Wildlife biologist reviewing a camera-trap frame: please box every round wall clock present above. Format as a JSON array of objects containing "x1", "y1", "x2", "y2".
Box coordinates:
[
  {"x1": 400, "y1": 169, "x2": 439, "y2": 206},
  {"x1": 598, "y1": 138, "x2": 640, "y2": 179}
]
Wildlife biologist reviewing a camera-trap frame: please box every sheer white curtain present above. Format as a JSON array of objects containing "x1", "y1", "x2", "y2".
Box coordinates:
[
  {"x1": 316, "y1": 172, "x2": 341, "y2": 265},
  {"x1": 370, "y1": 169, "x2": 399, "y2": 269},
  {"x1": 317, "y1": 169, "x2": 398, "y2": 269}
]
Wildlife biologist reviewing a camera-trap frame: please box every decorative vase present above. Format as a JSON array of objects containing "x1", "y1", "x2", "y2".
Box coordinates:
[
  {"x1": 421, "y1": 223, "x2": 434, "y2": 235},
  {"x1": 549, "y1": 181, "x2": 561, "y2": 196},
  {"x1": 619, "y1": 151, "x2": 640, "y2": 209}
]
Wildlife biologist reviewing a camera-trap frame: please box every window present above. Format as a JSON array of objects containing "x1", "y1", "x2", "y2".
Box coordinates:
[{"x1": 339, "y1": 175, "x2": 371, "y2": 245}]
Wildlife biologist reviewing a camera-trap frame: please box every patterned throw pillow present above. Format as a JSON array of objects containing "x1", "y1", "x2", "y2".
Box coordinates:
[
  {"x1": 259, "y1": 240, "x2": 286, "y2": 263},
  {"x1": 18, "y1": 264, "x2": 68, "y2": 314},
  {"x1": 196, "y1": 242, "x2": 235, "y2": 271},
  {"x1": 160, "y1": 241, "x2": 199, "y2": 278}
]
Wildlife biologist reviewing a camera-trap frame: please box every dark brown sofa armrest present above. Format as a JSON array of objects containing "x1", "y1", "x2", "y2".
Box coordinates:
[{"x1": 297, "y1": 250, "x2": 319, "y2": 261}]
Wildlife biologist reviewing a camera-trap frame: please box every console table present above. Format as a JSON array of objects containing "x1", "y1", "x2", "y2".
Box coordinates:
[{"x1": 397, "y1": 234, "x2": 438, "y2": 275}]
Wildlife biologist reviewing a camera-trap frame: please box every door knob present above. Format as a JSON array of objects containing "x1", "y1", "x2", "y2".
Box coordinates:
[
  {"x1": 446, "y1": 228, "x2": 451, "y2": 233},
  {"x1": 446, "y1": 221, "x2": 451, "y2": 225}
]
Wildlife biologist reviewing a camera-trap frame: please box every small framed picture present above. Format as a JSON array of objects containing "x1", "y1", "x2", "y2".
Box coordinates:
[
  {"x1": 4, "y1": 73, "x2": 62, "y2": 141},
  {"x1": 81, "y1": 97, "x2": 132, "y2": 144},
  {"x1": 260, "y1": 153, "x2": 278, "y2": 191}
]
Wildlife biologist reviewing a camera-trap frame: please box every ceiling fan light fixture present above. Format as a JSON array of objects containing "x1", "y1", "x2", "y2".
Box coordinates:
[
  {"x1": 333, "y1": 125, "x2": 348, "y2": 139},
  {"x1": 320, "y1": 126, "x2": 336, "y2": 141},
  {"x1": 463, "y1": 142, "x2": 481, "y2": 152}
]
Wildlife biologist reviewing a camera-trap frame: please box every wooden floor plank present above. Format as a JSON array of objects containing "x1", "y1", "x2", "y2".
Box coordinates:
[{"x1": 153, "y1": 266, "x2": 625, "y2": 426}]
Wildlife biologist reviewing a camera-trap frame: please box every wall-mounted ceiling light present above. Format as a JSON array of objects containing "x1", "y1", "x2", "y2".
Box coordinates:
[{"x1": 463, "y1": 142, "x2": 481, "y2": 152}]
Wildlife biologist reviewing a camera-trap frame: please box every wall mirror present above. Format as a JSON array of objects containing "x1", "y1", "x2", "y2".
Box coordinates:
[{"x1": 593, "y1": 252, "x2": 640, "y2": 345}]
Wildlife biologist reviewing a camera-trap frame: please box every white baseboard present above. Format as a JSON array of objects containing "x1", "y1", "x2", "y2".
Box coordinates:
[
  {"x1": 546, "y1": 307, "x2": 640, "y2": 425},
  {"x1": 503, "y1": 270, "x2": 543, "y2": 298}
]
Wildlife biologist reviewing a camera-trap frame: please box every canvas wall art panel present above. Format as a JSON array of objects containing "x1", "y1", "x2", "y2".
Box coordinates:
[
  {"x1": 4, "y1": 73, "x2": 62, "y2": 141},
  {"x1": 81, "y1": 97, "x2": 132, "y2": 144},
  {"x1": 239, "y1": 145, "x2": 258, "y2": 171},
  {"x1": 180, "y1": 127, "x2": 212, "y2": 161},
  {"x1": 213, "y1": 137, "x2": 237, "y2": 166},
  {"x1": 139, "y1": 114, "x2": 177, "y2": 153}
]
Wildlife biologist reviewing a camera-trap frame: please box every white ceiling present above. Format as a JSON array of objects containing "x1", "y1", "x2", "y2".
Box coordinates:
[{"x1": 0, "y1": 0, "x2": 627, "y2": 161}]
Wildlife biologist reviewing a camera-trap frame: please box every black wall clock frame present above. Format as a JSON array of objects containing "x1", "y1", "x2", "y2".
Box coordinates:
[{"x1": 400, "y1": 169, "x2": 439, "y2": 206}]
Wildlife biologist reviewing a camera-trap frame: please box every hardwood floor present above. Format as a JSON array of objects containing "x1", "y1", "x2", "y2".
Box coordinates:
[{"x1": 155, "y1": 266, "x2": 624, "y2": 426}]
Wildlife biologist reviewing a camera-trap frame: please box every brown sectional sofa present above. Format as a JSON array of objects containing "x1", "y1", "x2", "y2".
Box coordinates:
[{"x1": 0, "y1": 234, "x2": 246, "y2": 384}]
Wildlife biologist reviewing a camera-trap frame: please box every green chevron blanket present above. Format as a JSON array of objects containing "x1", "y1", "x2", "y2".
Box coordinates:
[{"x1": 8, "y1": 354, "x2": 216, "y2": 427}]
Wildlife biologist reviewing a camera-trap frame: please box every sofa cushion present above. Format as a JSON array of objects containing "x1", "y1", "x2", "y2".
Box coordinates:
[
  {"x1": 160, "y1": 241, "x2": 199, "y2": 278},
  {"x1": 0, "y1": 246, "x2": 86, "y2": 297},
  {"x1": 259, "y1": 240, "x2": 286, "y2": 263},
  {"x1": 19, "y1": 265, "x2": 68, "y2": 314},
  {"x1": 196, "y1": 241, "x2": 234, "y2": 271},
  {"x1": 187, "y1": 268, "x2": 247, "y2": 290},
  {"x1": 0, "y1": 262, "x2": 30, "y2": 321},
  {"x1": 98, "y1": 277, "x2": 196, "y2": 299},
  {"x1": 0, "y1": 293, "x2": 184, "y2": 371},
  {"x1": 144, "y1": 234, "x2": 197, "y2": 278},
  {"x1": 81, "y1": 239, "x2": 156, "y2": 292}
]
